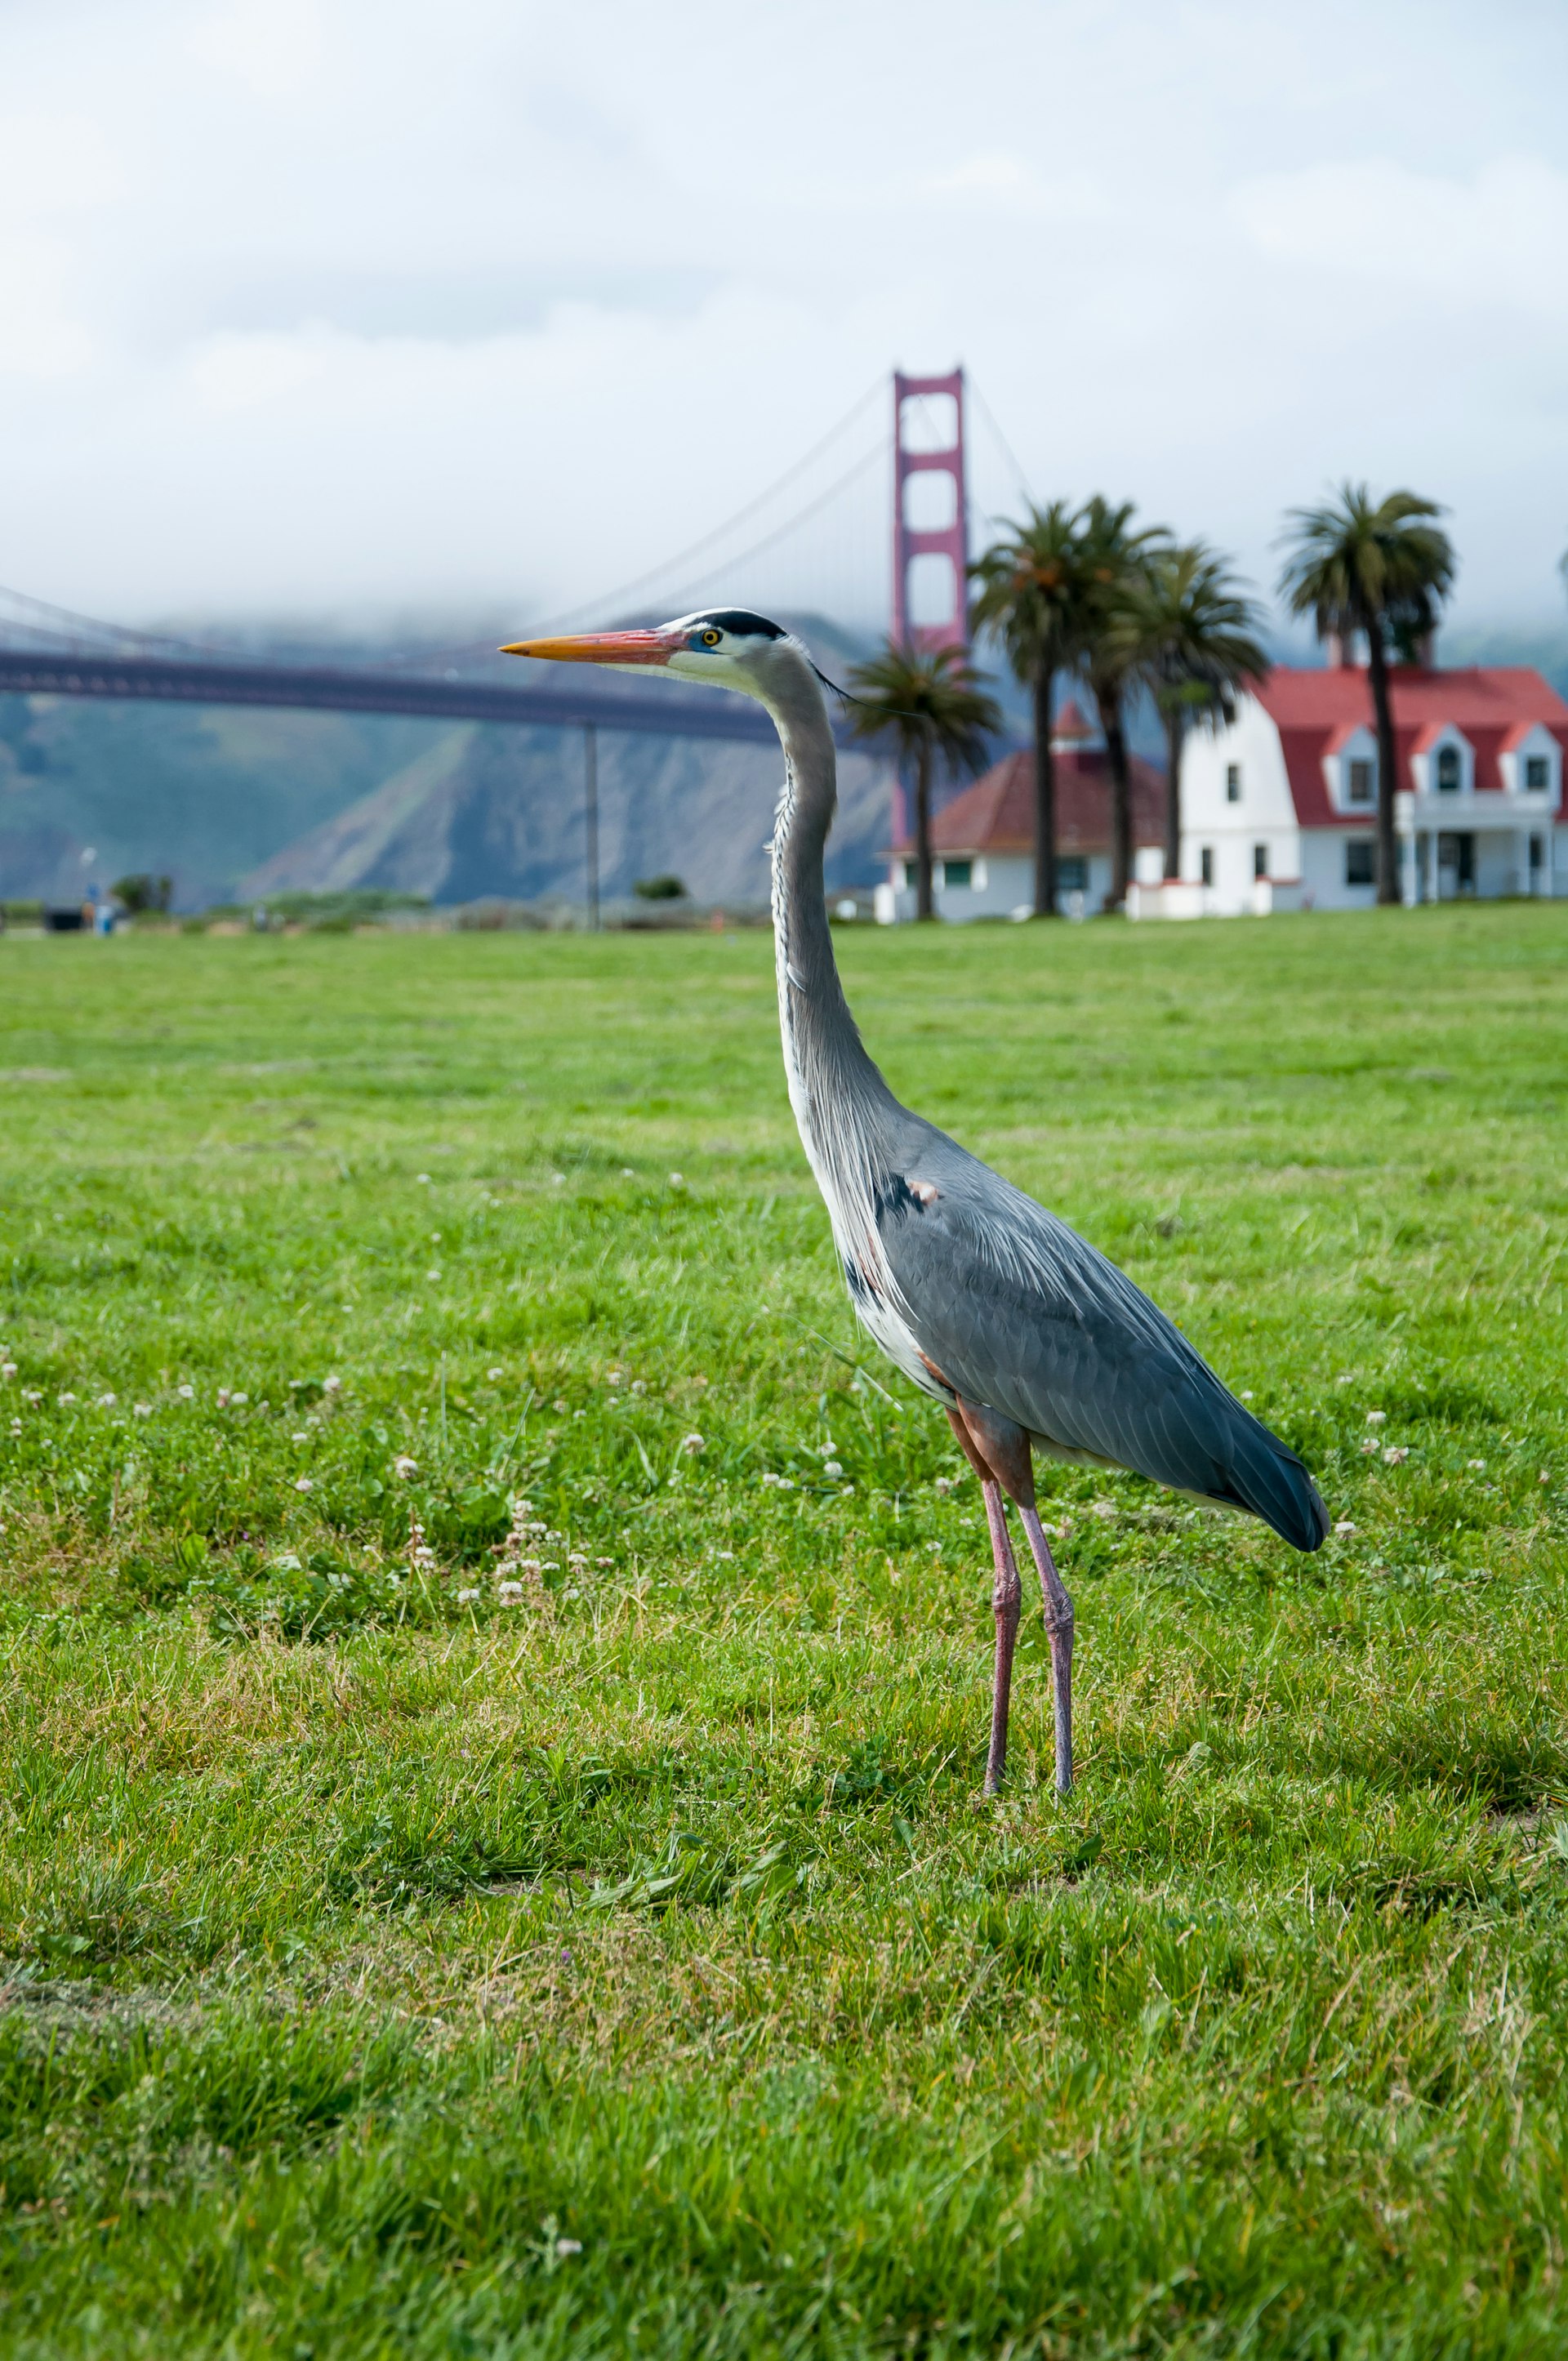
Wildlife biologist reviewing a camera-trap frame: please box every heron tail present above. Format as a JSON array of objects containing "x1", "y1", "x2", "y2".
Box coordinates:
[{"x1": 1217, "y1": 1412, "x2": 1330, "y2": 1552}]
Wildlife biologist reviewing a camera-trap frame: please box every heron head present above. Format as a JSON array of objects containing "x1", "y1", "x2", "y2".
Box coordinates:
[{"x1": 501, "y1": 608, "x2": 803, "y2": 701}]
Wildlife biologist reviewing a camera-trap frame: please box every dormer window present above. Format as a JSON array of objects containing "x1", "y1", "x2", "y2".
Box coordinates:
[
  {"x1": 1414, "y1": 727, "x2": 1473, "y2": 797},
  {"x1": 1348, "y1": 759, "x2": 1374, "y2": 806},
  {"x1": 1526, "y1": 755, "x2": 1550, "y2": 791}
]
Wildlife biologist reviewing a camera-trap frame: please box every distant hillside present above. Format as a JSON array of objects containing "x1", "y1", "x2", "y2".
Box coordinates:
[
  {"x1": 0, "y1": 693, "x2": 433, "y2": 908},
  {"x1": 241, "y1": 720, "x2": 898, "y2": 907},
  {"x1": 1441, "y1": 624, "x2": 1568, "y2": 702},
  {"x1": 0, "y1": 609, "x2": 898, "y2": 907}
]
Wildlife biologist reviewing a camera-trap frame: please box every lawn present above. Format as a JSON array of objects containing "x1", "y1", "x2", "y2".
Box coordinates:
[{"x1": 1, "y1": 906, "x2": 1566, "y2": 2358}]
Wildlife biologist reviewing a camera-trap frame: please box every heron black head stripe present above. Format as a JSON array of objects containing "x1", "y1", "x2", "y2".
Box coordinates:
[{"x1": 695, "y1": 609, "x2": 786, "y2": 639}]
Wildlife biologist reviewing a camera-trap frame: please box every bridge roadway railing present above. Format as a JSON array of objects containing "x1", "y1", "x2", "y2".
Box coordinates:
[{"x1": 0, "y1": 648, "x2": 853, "y2": 746}]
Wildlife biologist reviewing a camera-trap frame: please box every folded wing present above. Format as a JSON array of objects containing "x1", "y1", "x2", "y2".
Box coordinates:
[{"x1": 874, "y1": 1139, "x2": 1328, "y2": 1553}]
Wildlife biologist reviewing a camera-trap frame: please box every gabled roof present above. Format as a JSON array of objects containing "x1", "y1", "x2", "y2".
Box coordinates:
[
  {"x1": 893, "y1": 744, "x2": 1165, "y2": 858},
  {"x1": 1252, "y1": 665, "x2": 1568, "y2": 826},
  {"x1": 1408, "y1": 719, "x2": 1450, "y2": 755},
  {"x1": 1499, "y1": 717, "x2": 1556, "y2": 753}
]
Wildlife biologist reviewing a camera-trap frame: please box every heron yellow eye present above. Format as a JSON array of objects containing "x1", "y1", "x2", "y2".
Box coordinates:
[{"x1": 701, "y1": 628, "x2": 721, "y2": 647}]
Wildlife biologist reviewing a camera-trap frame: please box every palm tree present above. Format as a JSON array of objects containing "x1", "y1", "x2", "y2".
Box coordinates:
[
  {"x1": 1074, "y1": 497, "x2": 1168, "y2": 908},
  {"x1": 845, "y1": 641, "x2": 1001, "y2": 920},
  {"x1": 969, "y1": 500, "x2": 1085, "y2": 917},
  {"x1": 1278, "y1": 484, "x2": 1455, "y2": 907},
  {"x1": 1111, "y1": 544, "x2": 1271, "y2": 880}
]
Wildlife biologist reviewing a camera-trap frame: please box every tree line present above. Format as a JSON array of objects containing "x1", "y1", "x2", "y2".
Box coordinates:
[{"x1": 847, "y1": 484, "x2": 1457, "y2": 915}]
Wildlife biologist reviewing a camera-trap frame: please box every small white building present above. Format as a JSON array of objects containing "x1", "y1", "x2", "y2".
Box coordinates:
[
  {"x1": 875, "y1": 702, "x2": 1165, "y2": 921},
  {"x1": 1129, "y1": 659, "x2": 1568, "y2": 918}
]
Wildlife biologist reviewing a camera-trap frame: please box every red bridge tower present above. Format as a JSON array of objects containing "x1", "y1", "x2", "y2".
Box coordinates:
[{"x1": 891, "y1": 368, "x2": 970, "y2": 652}]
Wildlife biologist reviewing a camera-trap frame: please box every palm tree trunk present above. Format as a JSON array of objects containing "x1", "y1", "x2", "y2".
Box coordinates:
[
  {"x1": 1162, "y1": 706, "x2": 1184, "y2": 880},
  {"x1": 914, "y1": 737, "x2": 936, "y2": 920},
  {"x1": 1032, "y1": 670, "x2": 1058, "y2": 917},
  {"x1": 1095, "y1": 684, "x2": 1133, "y2": 909},
  {"x1": 1365, "y1": 620, "x2": 1401, "y2": 907}
]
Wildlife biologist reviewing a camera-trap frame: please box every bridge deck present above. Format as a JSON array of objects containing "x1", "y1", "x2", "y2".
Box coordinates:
[{"x1": 0, "y1": 649, "x2": 821, "y2": 745}]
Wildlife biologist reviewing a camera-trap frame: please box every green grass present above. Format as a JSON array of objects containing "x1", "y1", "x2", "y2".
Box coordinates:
[{"x1": 1, "y1": 907, "x2": 1567, "y2": 2357}]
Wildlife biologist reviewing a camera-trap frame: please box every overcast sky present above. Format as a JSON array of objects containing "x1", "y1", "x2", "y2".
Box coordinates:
[{"x1": 3, "y1": 0, "x2": 1568, "y2": 638}]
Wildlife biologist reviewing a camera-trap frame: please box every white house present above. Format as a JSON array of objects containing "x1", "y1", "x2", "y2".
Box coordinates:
[
  {"x1": 876, "y1": 702, "x2": 1165, "y2": 921},
  {"x1": 1129, "y1": 659, "x2": 1568, "y2": 918}
]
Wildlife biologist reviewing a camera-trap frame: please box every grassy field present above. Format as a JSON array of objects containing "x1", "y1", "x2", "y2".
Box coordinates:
[{"x1": 2, "y1": 907, "x2": 1567, "y2": 2357}]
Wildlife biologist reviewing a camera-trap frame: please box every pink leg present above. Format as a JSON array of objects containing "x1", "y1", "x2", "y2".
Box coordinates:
[
  {"x1": 981, "y1": 1477, "x2": 1022, "y2": 1795},
  {"x1": 1018, "y1": 1504, "x2": 1075, "y2": 1795}
]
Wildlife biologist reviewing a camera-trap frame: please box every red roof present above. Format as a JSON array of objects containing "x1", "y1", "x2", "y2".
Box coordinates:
[
  {"x1": 1254, "y1": 666, "x2": 1568, "y2": 827},
  {"x1": 893, "y1": 744, "x2": 1165, "y2": 858}
]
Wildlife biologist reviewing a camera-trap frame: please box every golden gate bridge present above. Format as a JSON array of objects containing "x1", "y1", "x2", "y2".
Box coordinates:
[
  {"x1": 0, "y1": 370, "x2": 1027, "y2": 743},
  {"x1": 0, "y1": 370, "x2": 1031, "y2": 914}
]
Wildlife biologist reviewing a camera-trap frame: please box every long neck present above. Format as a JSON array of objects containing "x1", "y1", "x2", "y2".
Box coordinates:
[{"x1": 760, "y1": 667, "x2": 895, "y2": 1160}]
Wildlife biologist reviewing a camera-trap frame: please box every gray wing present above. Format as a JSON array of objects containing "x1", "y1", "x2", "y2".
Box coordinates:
[{"x1": 871, "y1": 1129, "x2": 1327, "y2": 1552}]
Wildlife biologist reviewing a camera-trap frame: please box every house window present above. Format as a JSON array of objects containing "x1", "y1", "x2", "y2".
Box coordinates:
[
  {"x1": 1436, "y1": 745, "x2": 1461, "y2": 792},
  {"x1": 1345, "y1": 840, "x2": 1375, "y2": 888},
  {"x1": 1226, "y1": 764, "x2": 1242, "y2": 804},
  {"x1": 1200, "y1": 847, "x2": 1214, "y2": 887},
  {"x1": 1253, "y1": 844, "x2": 1268, "y2": 880},
  {"x1": 1057, "y1": 858, "x2": 1087, "y2": 892},
  {"x1": 942, "y1": 859, "x2": 973, "y2": 889},
  {"x1": 1526, "y1": 755, "x2": 1550, "y2": 791},
  {"x1": 1530, "y1": 835, "x2": 1544, "y2": 872},
  {"x1": 1348, "y1": 759, "x2": 1374, "y2": 805}
]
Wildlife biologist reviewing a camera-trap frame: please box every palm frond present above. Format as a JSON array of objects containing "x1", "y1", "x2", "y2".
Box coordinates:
[
  {"x1": 843, "y1": 641, "x2": 1003, "y2": 779},
  {"x1": 1276, "y1": 482, "x2": 1455, "y2": 644},
  {"x1": 1111, "y1": 540, "x2": 1271, "y2": 721}
]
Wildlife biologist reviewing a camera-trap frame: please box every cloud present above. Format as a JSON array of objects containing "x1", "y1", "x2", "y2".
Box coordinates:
[
  {"x1": 1230, "y1": 154, "x2": 1568, "y2": 315},
  {"x1": 185, "y1": 0, "x2": 326, "y2": 101},
  {"x1": 2, "y1": 0, "x2": 1567, "y2": 629},
  {"x1": 925, "y1": 154, "x2": 1110, "y2": 221}
]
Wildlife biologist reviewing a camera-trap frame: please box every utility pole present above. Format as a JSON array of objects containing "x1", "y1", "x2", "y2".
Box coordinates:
[{"x1": 583, "y1": 723, "x2": 599, "y2": 932}]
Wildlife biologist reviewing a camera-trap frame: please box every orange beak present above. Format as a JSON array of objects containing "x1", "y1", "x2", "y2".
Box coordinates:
[{"x1": 499, "y1": 626, "x2": 685, "y2": 666}]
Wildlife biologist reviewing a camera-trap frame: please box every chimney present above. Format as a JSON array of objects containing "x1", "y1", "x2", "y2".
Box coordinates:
[
  {"x1": 1414, "y1": 630, "x2": 1435, "y2": 669},
  {"x1": 1325, "y1": 630, "x2": 1356, "y2": 669}
]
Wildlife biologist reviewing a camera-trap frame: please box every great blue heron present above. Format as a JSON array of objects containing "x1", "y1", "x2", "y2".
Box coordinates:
[{"x1": 503, "y1": 610, "x2": 1329, "y2": 1795}]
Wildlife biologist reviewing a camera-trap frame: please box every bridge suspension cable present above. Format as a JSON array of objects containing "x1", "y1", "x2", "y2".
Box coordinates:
[
  {"x1": 0, "y1": 584, "x2": 230, "y2": 665},
  {"x1": 377, "y1": 372, "x2": 892, "y2": 670},
  {"x1": 0, "y1": 369, "x2": 1034, "y2": 683}
]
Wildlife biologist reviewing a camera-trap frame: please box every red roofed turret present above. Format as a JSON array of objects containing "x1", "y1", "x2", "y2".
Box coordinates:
[{"x1": 1049, "y1": 698, "x2": 1094, "y2": 749}]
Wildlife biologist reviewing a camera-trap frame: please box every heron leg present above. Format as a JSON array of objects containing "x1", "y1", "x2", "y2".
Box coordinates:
[
  {"x1": 951, "y1": 1399, "x2": 1076, "y2": 1799},
  {"x1": 1018, "y1": 1505, "x2": 1075, "y2": 1797},
  {"x1": 981, "y1": 1478, "x2": 1022, "y2": 1793},
  {"x1": 945, "y1": 1406, "x2": 1022, "y2": 1794}
]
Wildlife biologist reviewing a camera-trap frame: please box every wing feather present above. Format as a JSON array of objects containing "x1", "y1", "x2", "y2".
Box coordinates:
[{"x1": 873, "y1": 1142, "x2": 1327, "y2": 1552}]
